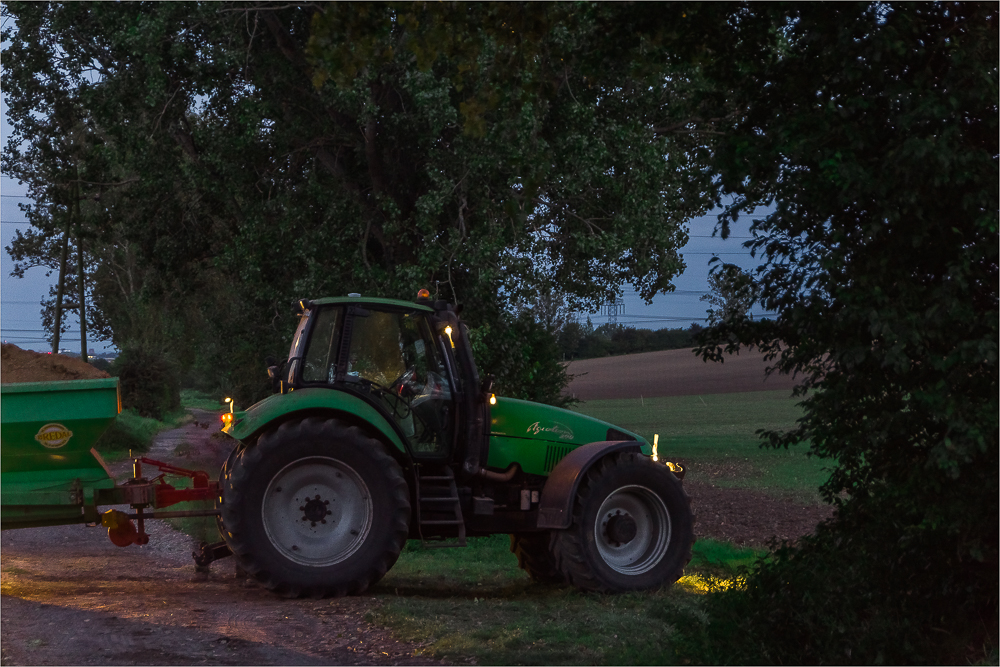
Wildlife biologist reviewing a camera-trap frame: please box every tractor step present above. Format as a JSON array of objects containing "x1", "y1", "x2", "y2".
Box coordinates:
[{"x1": 414, "y1": 465, "x2": 466, "y2": 548}]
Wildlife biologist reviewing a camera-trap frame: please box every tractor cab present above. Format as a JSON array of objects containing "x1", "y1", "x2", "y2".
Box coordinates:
[{"x1": 270, "y1": 294, "x2": 489, "y2": 469}]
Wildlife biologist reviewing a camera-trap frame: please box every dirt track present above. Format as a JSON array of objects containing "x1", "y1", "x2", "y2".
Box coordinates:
[{"x1": 564, "y1": 347, "x2": 799, "y2": 400}]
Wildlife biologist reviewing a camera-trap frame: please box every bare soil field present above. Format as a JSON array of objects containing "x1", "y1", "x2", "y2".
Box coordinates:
[{"x1": 564, "y1": 347, "x2": 799, "y2": 400}]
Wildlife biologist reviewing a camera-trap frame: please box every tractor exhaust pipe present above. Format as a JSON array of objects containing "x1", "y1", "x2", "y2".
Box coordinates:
[{"x1": 472, "y1": 463, "x2": 518, "y2": 483}]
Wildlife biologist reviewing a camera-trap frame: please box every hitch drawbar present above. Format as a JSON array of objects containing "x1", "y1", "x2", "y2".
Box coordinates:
[{"x1": 100, "y1": 457, "x2": 221, "y2": 547}]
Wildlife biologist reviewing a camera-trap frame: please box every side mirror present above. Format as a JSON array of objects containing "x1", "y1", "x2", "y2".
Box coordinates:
[{"x1": 480, "y1": 374, "x2": 495, "y2": 396}]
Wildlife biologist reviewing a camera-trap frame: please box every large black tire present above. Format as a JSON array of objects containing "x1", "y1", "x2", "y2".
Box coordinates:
[
  {"x1": 510, "y1": 532, "x2": 565, "y2": 584},
  {"x1": 218, "y1": 417, "x2": 411, "y2": 598},
  {"x1": 551, "y1": 453, "x2": 693, "y2": 593}
]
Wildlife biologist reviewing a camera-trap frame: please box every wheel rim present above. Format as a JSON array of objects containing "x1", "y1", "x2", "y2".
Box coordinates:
[
  {"x1": 262, "y1": 456, "x2": 373, "y2": 567},
  {"x1": 593, "y1": 484, "x2": 671, "y2": 575}
]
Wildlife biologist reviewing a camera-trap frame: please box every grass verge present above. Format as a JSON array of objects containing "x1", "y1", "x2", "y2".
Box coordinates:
[
  {"x1": 92, "y1": 389, "x2": 223, "y2": 463},
  {"x1": 367, "y1": 535, "x2": 760, "y2": 665}
]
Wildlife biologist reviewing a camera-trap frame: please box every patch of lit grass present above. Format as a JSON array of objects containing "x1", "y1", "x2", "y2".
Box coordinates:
[{"x1": 688, "y1": 538, "x2": 764, "y2": 574}]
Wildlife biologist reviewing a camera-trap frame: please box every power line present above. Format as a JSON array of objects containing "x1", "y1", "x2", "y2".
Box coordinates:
[
  {"x1": 687, "y1": 235, "x2": 753, "y2": 239},
  {"x1": 1, "y1": 329, "x2": 85, "y2": 333}
]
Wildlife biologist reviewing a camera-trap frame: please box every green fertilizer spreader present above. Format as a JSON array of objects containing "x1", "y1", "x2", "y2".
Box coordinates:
[{"x1": 1, "y1": 378, "x2": 219, "y2": 545}]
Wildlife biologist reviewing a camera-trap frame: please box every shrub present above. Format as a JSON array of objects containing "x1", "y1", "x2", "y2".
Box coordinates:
[
  {"x1": 670, "y1": 499, "x2": 997, "y2": 665},
  {"x1": 111, "y1": 347, "x2": 181, "y2": 420}
]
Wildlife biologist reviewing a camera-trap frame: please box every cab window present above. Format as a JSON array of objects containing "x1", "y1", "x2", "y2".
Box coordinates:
[
  {"x1": 301, "y1": 306, "x2": 343, "y2": 383},
  {"x1": 347, "y1": 310, "x2": 454, "y2": 457}
]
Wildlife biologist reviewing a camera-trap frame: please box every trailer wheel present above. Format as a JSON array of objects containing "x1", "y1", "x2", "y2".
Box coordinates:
[
  {"x1": 219, "y1": 417, "x2": 410, "y2": 598},
  {"x1": 551, "y1": 453, "x2": 693, "y2": 593},
  {"x1": 510, "y1": 532, "x2": 564, "y2": 584}
]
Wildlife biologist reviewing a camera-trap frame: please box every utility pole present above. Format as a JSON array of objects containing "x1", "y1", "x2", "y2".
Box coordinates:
[{"x1": 52, "y1": 215, "x2": 71, "y2": 355}]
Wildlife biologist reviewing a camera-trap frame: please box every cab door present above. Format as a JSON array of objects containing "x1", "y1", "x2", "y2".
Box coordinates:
[{"x1": 343, "y1": 309, "x2": 457, "y2": 460}]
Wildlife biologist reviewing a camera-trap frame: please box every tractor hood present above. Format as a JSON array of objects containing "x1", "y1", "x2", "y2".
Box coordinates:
[{"x1": 489, "y1": 397, "x2": 647, "y2": 447}]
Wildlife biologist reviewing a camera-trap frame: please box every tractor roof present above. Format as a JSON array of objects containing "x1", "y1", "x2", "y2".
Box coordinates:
[{"x1": 307, "y1": 296, "x2": 434, "y2": 312}]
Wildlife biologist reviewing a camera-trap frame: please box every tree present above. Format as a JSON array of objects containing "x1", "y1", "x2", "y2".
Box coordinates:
[
  {"x1": 699, "y1": 263, "x2": 756, "y2": 325},
  {"x1": 3, "y1": 2, "x2": 729, "y2": 406},
  {"x1": 689, "y1": 3, "x2": 998, "y2": 663}
]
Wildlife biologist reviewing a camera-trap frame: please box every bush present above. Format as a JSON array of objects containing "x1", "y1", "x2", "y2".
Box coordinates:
[
  {"x1": 90, "y1": 357, "x2": 112, "y2": 374},
  {"x1": 111, "y1": 347, "x2": 181, "y2": 420},
  {"x1": 469, "y1": 313, "x2": 572, "y2": 408},
  {"x1": 669, "y1": 492, "x2": 998, "y2": 665}
]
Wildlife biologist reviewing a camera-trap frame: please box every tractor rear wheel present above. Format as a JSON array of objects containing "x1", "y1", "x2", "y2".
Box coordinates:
[
  {"x1": 551, "y1": 453, "x2": 693, "y2": 593},
  {"x1": 218, "y1": 417, "x2": 410, "y2": 597},
  {"x1": 510, "y1": 532, "x2": 564, "y2": 583}
]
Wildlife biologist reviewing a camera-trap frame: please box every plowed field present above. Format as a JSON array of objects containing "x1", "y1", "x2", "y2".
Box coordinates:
[{"x1": 564, "y1": 347, "x2": 798, "y2": 400}]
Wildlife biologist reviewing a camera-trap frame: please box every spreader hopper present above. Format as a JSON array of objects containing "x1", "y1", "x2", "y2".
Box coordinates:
[{"x1": 1, "y1": 378, "x2": 121, "y2": 529}]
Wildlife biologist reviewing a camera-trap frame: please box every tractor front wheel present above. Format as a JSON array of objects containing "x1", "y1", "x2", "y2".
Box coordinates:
[
  {"x1": 551, "y1": 453, "x2": 693, "y2": 593},
  {"x1": 218, "y1": 417, "x2": 410, "y2": 597}
]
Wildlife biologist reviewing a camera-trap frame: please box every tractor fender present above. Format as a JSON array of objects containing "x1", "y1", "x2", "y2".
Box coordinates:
[
  {"x1": 225, "y1": 388, "x2": 408, "y2": 456},
  {"x1": 536, "y1": 441, "x2": 643, "y2": 529}
]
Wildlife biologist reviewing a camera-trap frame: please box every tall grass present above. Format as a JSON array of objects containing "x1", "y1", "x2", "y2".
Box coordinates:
[{"x1": 180, "y1": 388, "x2": 227, "y2": 411}]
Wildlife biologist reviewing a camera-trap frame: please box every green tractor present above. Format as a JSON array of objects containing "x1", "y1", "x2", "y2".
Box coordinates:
[{"x1": 217, "y1": 293, "x2": 693, "y2": 597}]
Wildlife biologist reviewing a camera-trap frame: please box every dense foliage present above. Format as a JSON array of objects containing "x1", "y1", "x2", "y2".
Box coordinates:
[
  {"x1": 2, "y1": 2, "x2": 724, "y2": 406},
  {"x1": 689, "y1": 3, "x2": 998, "y2": 662}
]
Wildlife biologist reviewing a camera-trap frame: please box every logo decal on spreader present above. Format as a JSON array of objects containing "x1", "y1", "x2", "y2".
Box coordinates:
[{"x1": 34, "y1": 423, "x2": 73, "y2": 449}]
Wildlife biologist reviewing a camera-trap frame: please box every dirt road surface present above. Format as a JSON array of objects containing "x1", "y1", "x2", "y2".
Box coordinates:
[{"x1": 564, "y1": 347, "x2": 799, "y2": 400}]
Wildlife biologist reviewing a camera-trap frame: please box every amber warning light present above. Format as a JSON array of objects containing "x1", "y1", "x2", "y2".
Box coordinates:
[{"x1": 221, "y1": 396, "x2": 235, "y2": 426}]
